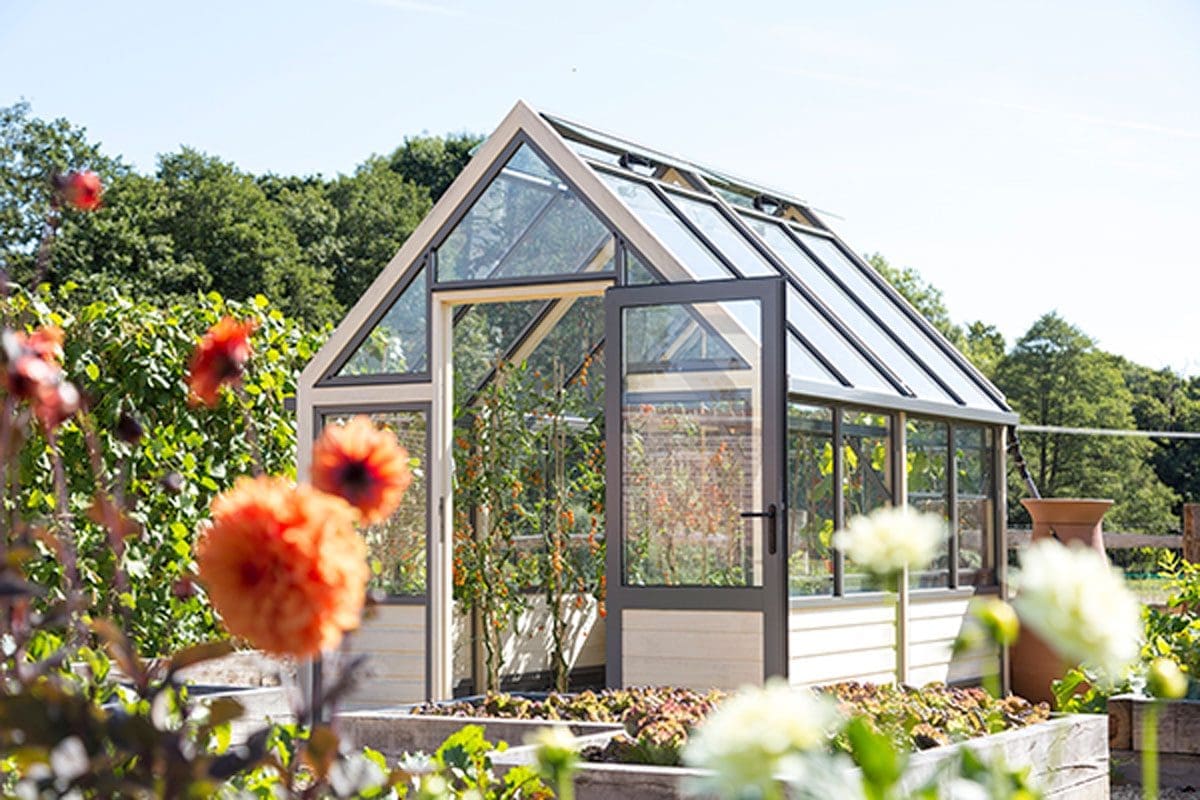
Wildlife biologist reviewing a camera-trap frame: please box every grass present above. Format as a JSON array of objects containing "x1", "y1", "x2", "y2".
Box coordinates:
[{"x1": 1126, "y1": 576, "x2": 1174, "y2": 607}]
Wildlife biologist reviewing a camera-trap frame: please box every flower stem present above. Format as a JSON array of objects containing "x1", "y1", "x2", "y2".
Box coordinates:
[
  {"x1": 556, "y1": 773, "x2": 575, "y2": 800},
  {"x1": 234, "y1": 385, "x2": 265, "y2": 476},
  {"x1": 1143, "y1": 701, "x2": 1160, "y2": 800}
]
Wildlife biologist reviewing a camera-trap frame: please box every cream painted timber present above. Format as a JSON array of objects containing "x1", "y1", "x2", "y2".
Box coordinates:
[
  {"x1": 501, "y1": 594, "x2": 605, "y2": 677},
  {"x1": 787, "y1": 593, "x2": 999, "y2": 687},
  {"x1": 906, "y1": 592, "x2": 1000, "y2": 686},
  {"x1": 342, "y1": 604, "x2": 425, "y2": 709},
  {"x1": 788, "y1": 602, "x2": 897, "y2": 686},
  {"x1": 430, "y1": 295, "x2": 454, "y2": 699},
  {"x1": 622, "y1": 609, "x2": 762, "y2": 690},
  {"x1": 309, "y1": 383, "x2": 434, "y2": 406}
]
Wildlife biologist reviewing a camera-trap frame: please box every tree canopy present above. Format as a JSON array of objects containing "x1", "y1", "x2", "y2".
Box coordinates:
[{"x1": 0, "y1": 101, "x2": 478, "y2": 327}]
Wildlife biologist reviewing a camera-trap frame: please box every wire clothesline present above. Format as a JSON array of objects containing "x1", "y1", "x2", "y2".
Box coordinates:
[{"x1": 1017, "y1": 424, "x2": 1200, "y2": 440}]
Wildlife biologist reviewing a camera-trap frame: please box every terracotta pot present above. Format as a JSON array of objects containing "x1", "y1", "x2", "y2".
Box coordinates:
[
  {"x1": 1019, "y1": 497, "x2": 1112, "y2": 556},
  {"x1": 1010, "y1": 498, "x2": 1113, "y2": 704}
]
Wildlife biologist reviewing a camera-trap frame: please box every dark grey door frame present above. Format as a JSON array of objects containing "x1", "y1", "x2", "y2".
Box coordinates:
[{"x1": 604, "y1": 276, "x2": 787, "y2": 685}]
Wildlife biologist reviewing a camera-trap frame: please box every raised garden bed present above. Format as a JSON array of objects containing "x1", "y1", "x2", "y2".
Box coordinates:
[
  {"x1": 1109, "y1": 694, "x2": 1200, "y2": 789},
  {"x1": 492, "y1": 714, "x2": 1109, "y2": 800},
  {"x1": 336, "y1": 685, "x2": 1107, "y2": 798},
  {"x1": 400, "y1": 684, "x2": 1052, "y2": 765}
]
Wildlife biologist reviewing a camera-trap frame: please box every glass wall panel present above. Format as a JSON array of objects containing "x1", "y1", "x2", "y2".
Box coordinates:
[
  {"x1": 624, "y1": 301, "x2": 753, "y2": 374},
  {"x1": 320, "y1": 410, "x2": 427, "y2": 596},
  {"x1": 336, "y1": 266, "x2": 428, "y2": 377},
  {"x1": 625, "y1": 251, "x2": 660, "y2": 285},
  {"x1": 437, "y1": 144, "x2": 611, "y2": 282},
  {"x1": 622, "y1": 300, "x2": 762, "y2": 587},
  {"x1": 600, "y1": 172, "x2": 733, "y2": 281},
  {"x1": 956, "y1": 425, "x2": 996, "y2": 586},
  {"x1": 795, "y1": 232, "x2": 999, "y2": 409},
  {"x1": 525, "y1": 296, "x2": 606, "y2": 415},
  {"x1": 841, "y1": 409, "x2": 892, "y2": 593},
  {"x1": 788, "y1": 404, "x2": 835, "y2": 595},
  {"x1": 453, "y1": 300, "x2": 545, "y2": 404},
  {"x1": 494, "y1": 195, "x2": 612, "y2": 279},
  {"x1": 526, "y1": 297, "x2": 604, "y2": 383},
  {"x1": 668, "y1": 192, "x2": 777, "y2": 278},
  {"x1": 742, "y1": 215, "x2": 956, "y2": 403},
  {"x1": 906, "y1": 418, "x2": 950, "y2": 589}
]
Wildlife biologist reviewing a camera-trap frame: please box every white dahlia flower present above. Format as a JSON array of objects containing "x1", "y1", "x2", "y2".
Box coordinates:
[
  {"x1": 832, "y1": 506, "x2": 943, "y2": 578},
  {"x1": 1012, "y1": 539, "x2": 1141, "y2": 679},
  {"x1": 682, "y1": 679, "x2": 842, "y2": 797}
]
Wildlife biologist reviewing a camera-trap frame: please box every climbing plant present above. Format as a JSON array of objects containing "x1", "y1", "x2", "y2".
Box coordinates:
[{"x1": 452, "y1": 359, "x2": 604, "y2": 692}]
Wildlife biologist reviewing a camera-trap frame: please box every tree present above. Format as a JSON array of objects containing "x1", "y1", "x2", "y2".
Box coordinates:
[
  {"x1": 864, "y1": 252, "x2": 960, "y2": 341},
  {"x1": 155, "y1": 148, "x2": 340, "y2": 325},
  {"x1": 1123, "y1": 361, "x2": 1200, "y2": 508},
  {"x1": 326, "y1": 156, "x2": 430, "y2": 308},
  {"x1": 994, "y1": 312, "x2": 1178, "y2": 532},
  {"x1": 960, "y1": 321, "x2": 1006, "y2": 381},
  {"x1": 389, "y1": 132, "x2": 481, "y2": 201}
]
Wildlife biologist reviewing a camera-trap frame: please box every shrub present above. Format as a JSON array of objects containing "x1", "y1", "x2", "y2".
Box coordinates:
[{"x1": 4, "y1": 284, "x2": 324, "y2": 655}]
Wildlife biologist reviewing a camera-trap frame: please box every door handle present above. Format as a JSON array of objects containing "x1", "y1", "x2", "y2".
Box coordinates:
[{"x1": 740, "y1": 504, "x2": 778, "y2": 555}]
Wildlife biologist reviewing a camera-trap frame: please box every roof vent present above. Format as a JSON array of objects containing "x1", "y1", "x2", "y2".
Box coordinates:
[
  {"x1": 753, "y1": 194, "x2": 784, "y2": 216},
  {"x1": 618, "y1": 152, "x2": 658, "y2": 178}
]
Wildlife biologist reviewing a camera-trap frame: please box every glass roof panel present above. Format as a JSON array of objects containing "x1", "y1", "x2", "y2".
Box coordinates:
[
  {"x1": 785, "y1": 285, "x2": 895, "y2": 393},
  {"x1": 794, "y1": 232, "x2": 1000, "y2": 409},
  {"x1": 668, "y1": 191, "x2": 777, "y2": 278},
  {"x1": 598, "y1": 171, "x2": 733, "y2": 282},
  {"x1": 787, "y1": 330, "x2": 838, "y2": 386},
  {"x1": 437, "y1": 143, "x2": 611, "y2": 283},
  {"x1": 336, "y1": 265, "x2": 428, "y2": 377},
  {"x1": 740, "y1": 213, "x2": 956, "y2": 403},
  {"x1": 564, "y1": 138, "x2": 622, "y2": 166},
  {"x1": 547, "y1": 113, "x2": 813, "y2": 216}
]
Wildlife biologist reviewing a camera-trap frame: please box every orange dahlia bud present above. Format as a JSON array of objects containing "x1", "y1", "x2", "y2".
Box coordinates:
[
  {"x1": 187, "y1": 317, "x2": 257, "y2": 407},
  {"x1": 26, "y1": 326, "x2": 64, "y2": 363},
  {"x1": 196, "y1": 476, "x2": 368, "y2": 657},
  {"x1": 1, "y1": 328, "x2": 79, "y2": 431},
  {"x1": 57, "y1": 171, "x2": 104, "y2": 211},
  {"x1": 34, "y1": 380, "x2": 81, "y2": 431},
  {"x1": 312, "y1": 415, "x2": 412, "y2": 525}
]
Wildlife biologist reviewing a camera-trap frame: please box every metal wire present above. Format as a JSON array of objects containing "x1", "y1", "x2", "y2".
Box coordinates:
[{"x1": 1017, "y1": 424, "x2": 1200, "y2": 440}]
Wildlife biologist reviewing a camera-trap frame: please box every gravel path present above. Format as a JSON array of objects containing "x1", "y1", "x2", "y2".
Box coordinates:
[{"x1": 1111, "y1": 785, "x2": 1198, "y2": 799}]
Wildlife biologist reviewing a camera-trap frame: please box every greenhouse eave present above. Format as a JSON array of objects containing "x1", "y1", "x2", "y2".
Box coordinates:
[{"x1": 787, "y1": 377, "x2": 1019, "y2": 426}]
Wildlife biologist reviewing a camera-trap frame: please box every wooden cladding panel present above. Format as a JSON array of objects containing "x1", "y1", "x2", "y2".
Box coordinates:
[{"x1": 622, "y1": 609, "x2": 763, "y2": 690}]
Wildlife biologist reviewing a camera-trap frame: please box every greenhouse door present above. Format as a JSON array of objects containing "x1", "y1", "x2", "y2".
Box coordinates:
[{"x1": 605, "y1": 276, "x2": 786, "y2": 689}]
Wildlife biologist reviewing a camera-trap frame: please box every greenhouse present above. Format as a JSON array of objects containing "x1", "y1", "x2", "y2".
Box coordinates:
[{"x1": 296, "y1": 101, "x2": 1017, "y2": 706}]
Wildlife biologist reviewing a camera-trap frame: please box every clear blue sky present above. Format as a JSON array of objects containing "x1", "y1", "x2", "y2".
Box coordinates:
[{"x1": 3, "y1": 0, "x2": 1197, "y2": 376}]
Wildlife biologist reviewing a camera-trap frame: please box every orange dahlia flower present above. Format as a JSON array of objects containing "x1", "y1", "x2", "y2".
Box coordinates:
[
  {"x1": 187, "y1": 317, "x2": 257, "y2": 407},
  {"x1": 196, "y1": 476, "x2": 368, "y2": 657},
  {"x1": 312, "y1": 415, "x2": 412, "y2": 525}
]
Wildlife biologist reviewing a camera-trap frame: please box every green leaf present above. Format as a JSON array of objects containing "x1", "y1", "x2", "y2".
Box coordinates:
[{"x1": 846, "y1": 717, "x2": 906, "y2": 799}]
